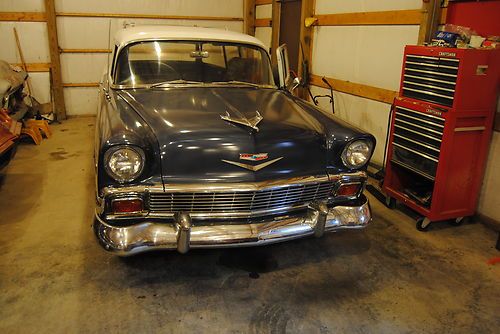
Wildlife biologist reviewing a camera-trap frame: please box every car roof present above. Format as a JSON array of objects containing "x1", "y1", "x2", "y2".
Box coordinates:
[{"x1": 114, "y1": 25, "x2": 267, "y2": 50}]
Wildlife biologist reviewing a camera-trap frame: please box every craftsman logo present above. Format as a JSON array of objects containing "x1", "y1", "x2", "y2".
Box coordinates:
[
  {"x1": 426, "y1": 108, "x2": 443, "y2": 117},
  {"x1": 240, "y1": 153, "x2": 268, "y2": 161},
  {"x1": 438, "y1": 52, "x2": 456, "y2": 57}
]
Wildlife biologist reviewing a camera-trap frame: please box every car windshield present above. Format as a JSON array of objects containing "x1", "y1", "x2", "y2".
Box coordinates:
[{"x1": 114, "y1": 40, "x2": 275, "y2": 87}]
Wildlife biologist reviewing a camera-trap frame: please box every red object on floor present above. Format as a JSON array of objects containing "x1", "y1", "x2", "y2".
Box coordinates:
[{"x1": 487, "y1": 257, "x2": 500, "y2": 265}]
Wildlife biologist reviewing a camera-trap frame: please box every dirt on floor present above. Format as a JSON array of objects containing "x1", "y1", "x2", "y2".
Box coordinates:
[{"x1": 0, "y1": 117, "x2": 499, "y2": 334}]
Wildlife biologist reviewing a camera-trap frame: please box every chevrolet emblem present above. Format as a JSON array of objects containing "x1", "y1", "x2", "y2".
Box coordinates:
[{"x1": 222, "y1": 157, "x2": 283, "y2": 171}]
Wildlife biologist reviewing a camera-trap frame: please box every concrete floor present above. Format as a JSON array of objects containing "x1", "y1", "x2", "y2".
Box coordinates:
[{"x1": 0, "y1": 117, "x2": 499, "y2": 334}]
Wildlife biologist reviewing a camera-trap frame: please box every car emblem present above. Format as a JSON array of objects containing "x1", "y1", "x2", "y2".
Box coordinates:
[
  {"x1": 222, "y1": 157, "x2": 283, "y2": 172},
  {"x1": 240, "y1": 153, "x2": 268, "y2": 161}
]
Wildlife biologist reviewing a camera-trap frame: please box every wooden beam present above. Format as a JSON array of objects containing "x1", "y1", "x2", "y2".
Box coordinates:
[
  {"x1": 11, "y1": 63, "x2": 51, "y2": 72},
  {"x1": 270, "y1": 0, "x2": 281, "y2": 64},
  {"x1": 45, "y1": 0, "x2": 67, "y2": 120},
  {"x1": 56, "y1": 12, "x2": 243, "y2": 21},
  {"x1": 298, "y1": 0, "x2": 315, "y2": 99},
  {"x1": 315, "y1": 9, "x2": 422, "y2": 26},
  {"x1": 255, "y1": 18, "x2": 272, "y2": 27},
  {"x1": 418, "y1": 0, "x2": 442, "y2": 45},
  {"x1": 255, "y1": 0, "x2": 272, "y2": 5},
  {"x1": 63, "y1": 83, "x2": 99, "y2": 88},
  {"x1": 60, "y1": 48, "x2": 111, "y2": 53},
  {"x1": 0, "y1": 12, "x2": 46, "y2": 22},
  {"x1": 244, "y1": 0, "x2": 256, "y2": 36},
  {"x1": 310, "y1": 74, "x2": 398, "y2": 104}
]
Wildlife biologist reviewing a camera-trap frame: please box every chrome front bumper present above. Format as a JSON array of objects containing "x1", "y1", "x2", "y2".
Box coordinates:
[{"x1": 93, "y1": 197, "x2": 371, "y2": 256}]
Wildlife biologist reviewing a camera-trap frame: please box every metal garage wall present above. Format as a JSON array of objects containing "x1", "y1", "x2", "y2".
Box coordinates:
[
  {"x1": 310, "y1": 0, "x2": 422, "y2": 165},
  {"x1": 0, "y1": 0, "x2": 51, "y2": 104},
  {"x1": 255, "y1": 3, "x2": 272, "y2": 51},
  {"x1": 54, "y1": 0, "x2": 245, "y2": 116}
]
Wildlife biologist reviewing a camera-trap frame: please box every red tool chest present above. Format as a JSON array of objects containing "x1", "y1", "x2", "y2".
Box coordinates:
[{"x1": 383, "y1": 45, "x2": 499, "y2": 230}]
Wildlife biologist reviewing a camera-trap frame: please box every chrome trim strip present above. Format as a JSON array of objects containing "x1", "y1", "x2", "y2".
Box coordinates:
[
  {"x1": 404, "y1": 67, "x2": 457, "y2": 78},
  {"x1": 407, "y1": 55, "x2": 439, "y2": 61},
  {"x1": 393, "y1": 142, "x2": 439, "y2": 163},
  {"x1": 393, "y1": 134, "x2": 440, "y2": 153},
  {"x1": 395, "y1": 106, "x2": 445, "y2": 122},
  {"x1": 454, "y1": 126, "x2": 485, "y2": 132},
  {"x1": 403, "y1": 87, "x2": 454, "y2": 100},
  {"x1": 403, "y1": 80, "x2": 455, "y2": 93},
  {"x1": 396, "y1": 111, "x2": 445, "y2": 128},
  {"x1": 101, "y1": 173, "x2": 366, "y2": 196},
  {"x1": 93, "y1": 198, "x2": 372, "y2": 255}
]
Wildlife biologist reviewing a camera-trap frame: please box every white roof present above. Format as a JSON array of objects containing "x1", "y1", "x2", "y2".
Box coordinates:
[{"x1": 114, "y1": 25, "x2": 267, "y2": 50}]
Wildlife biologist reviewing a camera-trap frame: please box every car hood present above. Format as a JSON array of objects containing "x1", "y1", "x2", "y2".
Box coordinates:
[{"x1": 118, "y1": 87, "x2": 330, "y2": 184}]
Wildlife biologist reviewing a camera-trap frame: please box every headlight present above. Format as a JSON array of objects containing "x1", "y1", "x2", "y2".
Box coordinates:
[
  {"x1": 341, "y1": 140, "x2": 373, "y2": 169},
  {"x1": 104, "y1": 145, "x2": 145, "y2": 183}
]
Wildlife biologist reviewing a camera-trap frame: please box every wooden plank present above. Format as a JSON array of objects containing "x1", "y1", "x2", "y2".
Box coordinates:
[
  {"x1": 418, "y1": 0, "x2": 442, "y2": 45},
  {"x1": 11, "y1": 63, "x2": 51, "y2": 72},
  {"x1": 63, "y1": 83, "x2": 99, "y2": 88},
  {"x1": 315, "y1": 9, "x2": 422, "y2": 26},
  {"x1": 60, "y1": 48, "x2": 111, "y2": 53},
  {"x1": 0, "y1": 12, "x2": 46, "y2": 22},
  {"x1": 270, "y1": 0, "x2": 281, "y2": 64},
  {"x1": 256, "y1": 0, "x2": 272, "y2": 5},
  {"x1": 45, "y1": 0, "x2": 67, "y2": 120},
  {"x1": 297, "y1": 0, "x2": 315, "y2": 99},
  {"x1": 310, "y1": 74, "x2": 398, "y2": 104},
  {"x1": 244, "y1": 0, "x2": 256, "y2": 36},
  {"x1": 56, "y1": 12, "x2": 243, "y2": 21},
  {"x1": 255, "y1": 18, "x2": 271, "y2": 27}
]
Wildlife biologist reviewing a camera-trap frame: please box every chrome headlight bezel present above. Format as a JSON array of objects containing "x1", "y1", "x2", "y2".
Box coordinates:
[
  {"x1": 341, "y1": 139, "x2": 374, "y2": 169},
  {"x1": 104, "y1": 145, "x2": 145, "y2": 183}
]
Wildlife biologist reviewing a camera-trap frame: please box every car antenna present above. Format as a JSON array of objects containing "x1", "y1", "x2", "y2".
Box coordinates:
[{"x1": 106, "y1": 20, "x2": 112, "y2": 76}]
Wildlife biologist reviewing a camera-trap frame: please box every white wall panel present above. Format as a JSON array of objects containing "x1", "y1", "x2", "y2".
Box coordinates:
[
  {"x1": 311, "y1": 86, "x2": 390, "y2": 165},
  {"x1": 0, "y1": 0, "x2": 44, "y2": 12},
  {"x1": 57, "y1": 17, "x2": 243, "y2": 49},
  {"x1": 64, "y1": 88, "x2": 99, "y2": 116},
  {"x1": 0, "y1": 22, "x2": 49, "y2": 63},
  {"x1": 256, "y1": 4, "x2": 272, "y2": 19},
  {"x1": 315, "y1": 0, "x2": 422, "y2": 14},
  {"x1": 478, "y1": 132, "x2": 500, "y2": 221},
  {"x1": 28, "y1": 72, "x2": 51, "y2": 104},
  {"x1": 55, "y1": 0, "x2": 243, "y2": 18},
  {"x1": 312, "y1": 25, "x2": 418, "y2": 91},
  {"x1": 61, "y1": 54, "x2": 108, "y2": 83},
  {"x1": 255, "y1": 27, "x2": 272, "y2": 51}
]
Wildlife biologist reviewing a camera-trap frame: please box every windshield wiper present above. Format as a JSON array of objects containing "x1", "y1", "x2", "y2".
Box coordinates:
[
  {"x1": 210, "y1": 80, "x2": 261, "y2": 88},
  {"x1": 149, "y1": 79, "x2": 203, "y2": 88}
]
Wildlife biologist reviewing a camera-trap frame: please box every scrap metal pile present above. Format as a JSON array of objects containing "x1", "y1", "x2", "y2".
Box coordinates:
[{"x1": 0, "y1": 60, "x2": 52, "y2": 169}]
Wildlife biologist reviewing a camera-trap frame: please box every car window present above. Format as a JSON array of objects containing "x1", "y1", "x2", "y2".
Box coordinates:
[{"x1": 114, "y1": 41, "x2": 274, "y2": 86}]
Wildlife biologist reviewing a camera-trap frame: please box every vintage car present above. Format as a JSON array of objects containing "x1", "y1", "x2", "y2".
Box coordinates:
[{"x1": 93, "y1": 25, "x2": 375, "y2": 255}]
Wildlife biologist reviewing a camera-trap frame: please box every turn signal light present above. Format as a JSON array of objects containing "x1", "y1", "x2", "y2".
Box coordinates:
[
  {"x1": 112, "y1": 198, "x2": 144, "y2": 214},
  {"x1": 336, "y1": 183, "x2": 362, "y2": 197}
]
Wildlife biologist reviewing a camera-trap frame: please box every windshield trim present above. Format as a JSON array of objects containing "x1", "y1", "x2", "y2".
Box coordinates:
[{"x1": 110, "y1": 38, "x2": 276, "y2": 89}]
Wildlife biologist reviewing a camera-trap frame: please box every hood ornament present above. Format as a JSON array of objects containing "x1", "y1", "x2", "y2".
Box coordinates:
[
  {"x1": 222, "y1": 156, "x2": 283, "y2": 172},
  {"x1": 221, "y1": 110, "x2": 263, "y2": 132}
]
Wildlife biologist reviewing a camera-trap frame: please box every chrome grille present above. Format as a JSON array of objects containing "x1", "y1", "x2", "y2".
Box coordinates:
[
  {"x1": 148, "y1": 181, "x2": 335, "y2": 215},
  {"x1": 402, "y1": 54, "x2": 459, "y2": 107}
]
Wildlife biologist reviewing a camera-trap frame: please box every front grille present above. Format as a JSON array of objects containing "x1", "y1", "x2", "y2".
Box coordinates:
[
  {"x1": 402, "y1": 54, "x2": 459, "y2": 107},
  {"x1": 391, "y1": 106, "x2": 445, "y2": 180},
  {"x1": 148, "y1": 181, "x2": 335, "y2": 215}
]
